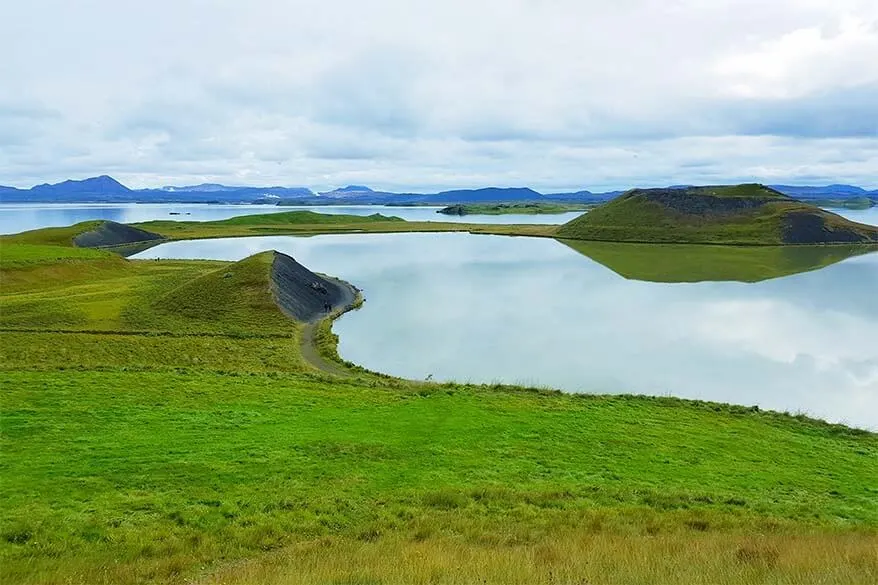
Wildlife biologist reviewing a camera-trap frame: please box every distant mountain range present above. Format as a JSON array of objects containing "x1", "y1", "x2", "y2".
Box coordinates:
[{"x1": 1, "y1": 176, "x2": 875, "y2": 206}]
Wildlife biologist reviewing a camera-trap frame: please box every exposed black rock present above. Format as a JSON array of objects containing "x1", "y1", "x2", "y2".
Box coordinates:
[
  {"x1": 73, "y1": 221, "x2": 164, "y2": 248},
  {"x1": 782, "y1": 212, "x2": 878, "y2": 244},
  {"x1": 623, "y1": 188, "x2": 781, "y2": 215},
  {"x1": 437, "y1": 204, "x2": 466, "y2": 215},
  {"x1": 270, "y1": 251, "x2": 357, "y2": 322}
]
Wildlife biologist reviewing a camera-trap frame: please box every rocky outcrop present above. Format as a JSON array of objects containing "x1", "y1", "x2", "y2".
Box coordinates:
[
  {"x1": 73, "y1": 221, "x2": 164, "y2": 248},
  {"x1": 782, "y1": 212, "x2": 878, "y2": 244},
  {"x1": 437, "y1": 204, "x2": 467, "y2": 216},
  {"x1": 626, "y1": 188, "x2": 781, "y2": 215},
  {"x1": 270, "y1": 251, "x2": 357, "y2": 322}
]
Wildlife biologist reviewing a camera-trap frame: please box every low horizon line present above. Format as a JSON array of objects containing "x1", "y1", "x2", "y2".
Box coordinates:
[{"x1": 2, "y1": 174, "x2": 877, "y2": 194}]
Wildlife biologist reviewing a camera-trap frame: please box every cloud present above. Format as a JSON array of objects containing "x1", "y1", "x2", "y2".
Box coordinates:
[
  {"x1": 1, "y1": 0, "x2": 876, "y2": 190},
  {"x1": 714, "y1": 14, "x2": 878, "y2": 98}
]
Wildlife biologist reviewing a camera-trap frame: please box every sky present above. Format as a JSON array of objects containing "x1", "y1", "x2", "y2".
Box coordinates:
[{"x1": 1, "y1": 0, "x2": 877, "y2": 192}]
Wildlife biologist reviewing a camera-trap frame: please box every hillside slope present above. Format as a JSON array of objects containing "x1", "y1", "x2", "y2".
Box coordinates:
[
  {"x1": 73, "y1": 220, "x2": 165, "y2": 248},
  {"x1": 271, "y1": 251, "x2": 356, "y2": 322},
  {"x1": 557, "y1": 184, "x2": 878, "y2": 245}
]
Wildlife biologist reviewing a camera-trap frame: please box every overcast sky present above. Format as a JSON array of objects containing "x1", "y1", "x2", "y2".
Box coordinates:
[{"x1": 2, "y1": 0, "x2": 877, "y2": 192}]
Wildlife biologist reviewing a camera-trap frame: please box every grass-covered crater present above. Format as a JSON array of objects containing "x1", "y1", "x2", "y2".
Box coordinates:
[{"x1": 557, "y1": 184, "x2": 878, "y2": 245}]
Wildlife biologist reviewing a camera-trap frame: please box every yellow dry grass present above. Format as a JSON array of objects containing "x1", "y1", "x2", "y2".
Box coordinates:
[{"x1": 200, "y1": 530, "x2": 878, "y2": 585}]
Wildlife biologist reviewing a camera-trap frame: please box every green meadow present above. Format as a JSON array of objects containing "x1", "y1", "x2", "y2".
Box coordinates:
[
  {"x1": 130, "y1": 210, "x2": 558, "y2": 242},
  {"x1": 1, "y1": 215, "x2": 877, "y2": 584}
]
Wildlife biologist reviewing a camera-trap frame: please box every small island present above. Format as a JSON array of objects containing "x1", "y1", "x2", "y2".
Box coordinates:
[
  {"x1": 557, "y1": 184, "x2": 878, "y2": 245},
  {"x1": 437, "y1": 202, "x2": 591, "y2": 216}
]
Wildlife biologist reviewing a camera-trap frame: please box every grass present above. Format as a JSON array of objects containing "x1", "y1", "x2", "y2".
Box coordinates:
[
  {"x1": 129, "y1": 210, "x2": 559, "y2": 242},
  {"x1": 0, "y1": 242, "x2": 112, "y2": 266},
  {"x1": 2, "y1": 370, "x2": 876, "y2": 584},
  {"x1": 0, "y1": 212, "x2": 558, "y2": 255},
  {"x1": 1, "y1": 222, "x2": 877, "y2": 584},
  {"x1": 0, "y1": 253, "x2": 308, "y2": 373},
  {"x1": 0, "y1": 221, "x2": 104, "y2": 246},
  {"x1": 202, "y1": 532, "x2": 878, "y2": 585},
  {"x1": 0, "y1": 220, "x2": 116, "y2": 267},
  {"x1": 561, "y1": 240, "x2": 878, "y2": 282}
]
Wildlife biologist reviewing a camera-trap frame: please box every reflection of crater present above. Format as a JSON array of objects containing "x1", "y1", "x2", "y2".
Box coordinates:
[{"x1": 561, "y1": 240, "x2": 878, "y2": 283}]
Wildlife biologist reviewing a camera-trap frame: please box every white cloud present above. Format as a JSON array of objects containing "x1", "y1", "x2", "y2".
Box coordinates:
[
  {"x1": 1, "y1": 0, "x2": 876, "y2": 190},
  {"x1": 715, "y1": 13, "x2": 878, "y2": 98},
  {"x1": 690, "y1": 298, "x2": 877, "y2": 371}
]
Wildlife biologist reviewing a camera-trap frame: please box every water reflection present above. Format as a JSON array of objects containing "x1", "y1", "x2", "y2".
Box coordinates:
[
  {"x1": 132, "y1": 233, "x2": 878, "y2": 429},
  {"x1": 563, "y1": 240, "x2": 878, "y2": 283},
  {"x1": 829, "y1": 206, "x2": 878, "y2": 228}
]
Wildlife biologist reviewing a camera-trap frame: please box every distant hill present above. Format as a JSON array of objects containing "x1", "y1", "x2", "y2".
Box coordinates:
[
  {"x1": 770, "y1": 184, "x2": 877, "y2": 209},
  {"x1": 335, "y1": 185, "x2": 374, "y2": 193},
  {"x1": 544, "y1": 190, "x2": 623, "y2": 204},
  {"x1": 431, "y1": 187, "x2": 541, "y2": 203},
  {"x1": 24, "y1": 175, "x2": 131, "y2": 200},
  {"x1": 771, "y1": 184, "x2": 868, "y2": 197},
  {"x1": 160, "y1": 183, "x2": 241, "y2": 192},
  {"x1": 0, "y1": 176, "x2": 624, "y2": 205},
  {"x1": 556, "y1": 184, "x2": 878, "y2": 245},
  {"x1": 1, "y1": 175, "x2": 874, "y2": 207},
  {"x1": 0, "y1": 176, "x2": 314, "y2": 203}
]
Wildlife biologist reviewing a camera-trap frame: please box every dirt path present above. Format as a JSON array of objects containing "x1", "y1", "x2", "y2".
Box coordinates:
[
  {"x1": 269, "y1": 252, "x2": 362, "y2": 377},
  {"x1": 298, "y1": 321, "x2": 352, "y2": 377}
]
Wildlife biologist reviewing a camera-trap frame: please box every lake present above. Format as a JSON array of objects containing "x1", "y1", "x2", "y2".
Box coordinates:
[
  {"x1": 3, "y1": 203, "x2": 876, "y2": 236},
  {"x1": 133, "y1": 233, "x2": 878, "y2": 430},
  {"x1": 0, "y1": 203, "x2": 586, "y2": 235},
  {"x1": 836, "y1": 206, "x2": 878, "y2": 228}
]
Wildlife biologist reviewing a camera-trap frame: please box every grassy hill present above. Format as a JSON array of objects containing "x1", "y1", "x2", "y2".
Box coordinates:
[
  {"x1": 0, "y1": 220, "x2": 166, "y2": 262},
  {"x1": 556, "y1": 184, "x2": 878, "y2": 245},
  {"x1": 1, "y1": 224, "x2": 877, "y2": 584}
]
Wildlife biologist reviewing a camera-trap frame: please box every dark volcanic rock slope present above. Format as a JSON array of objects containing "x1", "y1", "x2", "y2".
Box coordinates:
[
  {"x1": 73, "y1": 221, "x2": 165, "y2": 248},
  {"x1": 270, "y1": 251, "x2": 356, "y2": 322}
]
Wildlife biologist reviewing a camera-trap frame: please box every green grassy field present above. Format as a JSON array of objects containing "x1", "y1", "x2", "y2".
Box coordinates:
[
  {"x1": 0, "y1": 212, "x2": 558, "y2": 256},
  {"x1": 130, "y1": 210, "x2": 558, "y2": 242},
  {"x1": 1, "y1": 223, "x2": 877, "y2": 584},
  {"x1": 4, "y1": 370, "x2": 877, "y2": 585}
]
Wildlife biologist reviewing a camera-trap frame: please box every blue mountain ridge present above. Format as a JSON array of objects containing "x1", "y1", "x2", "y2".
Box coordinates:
[{"x1": 0, "y1": 176, "x2": 874, "y2": 205}]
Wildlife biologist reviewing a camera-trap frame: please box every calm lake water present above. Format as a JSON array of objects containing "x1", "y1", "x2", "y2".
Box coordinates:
[
  {"x1": 133, "y1": 233, "x2": 878, "y2": 430},
  {"x1": 3, "y1": 203, "x2": 876, "y2": 236},
  {"x1": 0, "y1": 203, "x2": 585, "y2": 235},
  {"x1": 838, "y1": 206, "x2": 878, "y2": 228}
]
